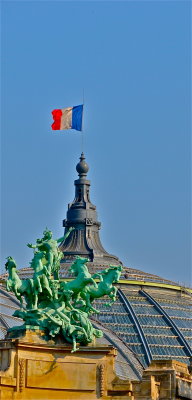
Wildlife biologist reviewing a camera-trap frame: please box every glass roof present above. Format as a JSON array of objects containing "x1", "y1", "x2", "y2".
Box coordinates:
[
  {"x1": 0, "y1": 281, "x2": 191, "y2": 369},
  {"x1": 94, "y1": 285, "x2": 192, "y2": 366}
]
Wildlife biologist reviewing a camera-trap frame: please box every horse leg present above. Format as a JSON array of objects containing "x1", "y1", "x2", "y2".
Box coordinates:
[
  {"x1": 37, "y1": 277, "x2": 42, "y2": 293},
  {"x1": 65, "y1": 295, "x2": 75, "y2": 310},
  {"x1": 6, "y1": 280, "x2": 11, "y2": 292},
  {"x1": 107, "y1": 287, "x2": 117, "y2": 305},
  {"x1": 16, "y1": 292, "x2": 23, "y2": 307},
  {"x1": 85, "y1": 293, "x2": 99, "y2": 314},
  {"x1": 43, "y1": 276, "x2": 52, "y2": 297},
  {"x1": 13, "y1": 285, "x2": 23, "y2": 307},
  {"x1": 85, "y1": 278, "x2": 97, "y2": 288},
  {"x1": 72, "y1": 293, "x2": 82, "y2": 308},
  {"x1": 71, "y1": 335, "x2": 79, "y2": 353},
  {"x1": 90, "y1": 278, "x2": 98, "y2": 288},
  {"x1": 33, "y1": 293, "x2": 38, "y2": 310},
  {"x1": 53, "y1": 264, "x2": 59, "y2": 280},
  {"x1": 111, "y1": 286, "x2": 117, "y2": 299},
  {"x1": 68, "y1": 332, "x2": 81, "y2": 353},
  {"x1": 15, "y1": 285, "x2": 21, "y2": 298},
  {"x1": 47, "y1": 251, "x2": 54, "y2": 274},
  {"x1": 19, "y1": 295, "x2": 23, "y2": 309}
]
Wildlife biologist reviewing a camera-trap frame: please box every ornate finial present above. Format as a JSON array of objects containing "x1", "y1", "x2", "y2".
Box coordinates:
[
  {"x1": 62, "y1": 153, "x2": 122, "y2": 265},
  {"x1": 76, "y1": 152, "x2": 89, "y2": 177}
]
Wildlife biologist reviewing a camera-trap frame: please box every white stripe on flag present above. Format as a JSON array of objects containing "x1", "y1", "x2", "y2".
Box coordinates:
[{"x1": 60, "y1": 107, "x2": 73, "y2": 130}]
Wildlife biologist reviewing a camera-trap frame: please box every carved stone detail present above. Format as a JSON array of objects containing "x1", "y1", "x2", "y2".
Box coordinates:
[
  {"x1": 85, "y1": 218, "x2": 93, "y2": 226},
  {"x1": 19, "y1": 358, "x2": 25, "y2": 392},
  {"x1": 100, "y1": 364, "x2": 105, "y2": 397}
]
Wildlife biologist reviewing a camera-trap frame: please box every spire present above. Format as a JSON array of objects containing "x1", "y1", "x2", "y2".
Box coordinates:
[{"x1": 60, "y1": 153, "x2": 122, "y2": 266}]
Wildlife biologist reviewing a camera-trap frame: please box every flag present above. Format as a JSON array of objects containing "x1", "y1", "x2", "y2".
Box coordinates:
[{"x1": 51, "y1": 105, "x2": 83, "y2": 131}]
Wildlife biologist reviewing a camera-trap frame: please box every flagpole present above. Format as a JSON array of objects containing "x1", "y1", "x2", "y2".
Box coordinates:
[{"x1": 81, "y1": 88, "x2": 84, "y2": 153}]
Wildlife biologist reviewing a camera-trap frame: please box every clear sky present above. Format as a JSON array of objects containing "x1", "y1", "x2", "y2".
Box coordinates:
[{"x1": 1, "y1": 1, "x2": 191, "y2": 286}]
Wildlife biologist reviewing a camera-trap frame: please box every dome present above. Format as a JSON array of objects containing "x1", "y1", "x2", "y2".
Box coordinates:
[{"x1": 1, "y1": 154, "x2": 191, "y2": 379}]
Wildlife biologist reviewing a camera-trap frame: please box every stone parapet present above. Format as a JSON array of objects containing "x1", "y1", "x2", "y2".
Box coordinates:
[
  {"x1": 0, "y1": 329, "x2": 191, "y2": 400},
  {"x1": 132, "y1": 359, "x2": 192, "y2": 400},
  {"x1": 0, "y1": 329, "x2": 133, "y2": 400}
]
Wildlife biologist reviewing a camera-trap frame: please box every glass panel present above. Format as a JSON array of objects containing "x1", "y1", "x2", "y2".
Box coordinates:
[
  {"x1": 0, "y1": 327, "x2": 6, "y2": 339},
  {"x1": 171, "y1": 318, "x2": 192, "y2": 329},
  {"x1": 118, "y1": 333, "x2": 141, "y2": 343},
  {"x1": 1, "y1": 314, "x2": 23, "y2": 328},
  {"x1": 165, "y1": 308, "x2": 191, "y2": 318},
  {"x1": 0, "y1": 303, "x2": 18, "y2": 316},
  {"x1": 0, "y1": 295, "x2": 19, "y2": 307},
  {"x1": 138, "y1": 316, "x2": 168, "y2": 327},
  {"x1": 153, "y1": 298, "x2": 192, "y2": 309},
  {"x1": 129, "y1": 344, "x2": 144, "y2": 354},
  {"x1": 147, "y1": 336, "x2": 180, "y2": 346},
  {"x1": 143, "y1": 327, "x2": 174, "y2": 335},
  {"x1": 150, "y1": 345, "x2": 188, "y2": 357},
  {"x1": 132, "y1": 305, "x2": 159, "y2": 315}
]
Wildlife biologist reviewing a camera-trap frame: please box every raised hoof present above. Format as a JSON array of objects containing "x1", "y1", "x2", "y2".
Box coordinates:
[
  {"x1": 71, "y1": 347, "x2": 79, "y2": 353},
  {"x1": 89, "y1": 309, "x2": 100, "y2": 314}
]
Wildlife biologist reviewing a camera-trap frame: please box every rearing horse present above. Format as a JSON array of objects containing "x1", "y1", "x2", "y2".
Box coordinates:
[
  {"x1": 60, "y1": 256, "x2": 97, "y2": 306},
  {"x1": 5, "y1": 253, "x2": 53, "y2": 310},
  {"x1": 5, "y1": 256, "x2": 37, "y2": 309},
  {"x1": 80, "y1": 265, "x2": 123, "y2": 314}
]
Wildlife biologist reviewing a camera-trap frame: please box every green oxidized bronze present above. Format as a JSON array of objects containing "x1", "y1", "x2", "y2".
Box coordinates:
[{"x1": 5, "y1": 228, "x2": 122, "y2": 352}]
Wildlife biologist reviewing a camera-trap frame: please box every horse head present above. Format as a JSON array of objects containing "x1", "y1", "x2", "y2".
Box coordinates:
[
  {"x1": 35, "y1": 251, "x2": 46, "y2": 259},
  {"x1": 102, "y1": 264, "x2": 122, "y2": 283},
  {"x1": 5, "y1": 256, "x2": 17, "y2": 271},
  {"x1": 30, "y1": 251, "x2": 46, "y2": 269},
  {"x1": 110, "y1": 264, "x2": 123, "y2": 282},
  {"x1": 69, "y1": 256, "x2": 89, "y2": 275}
]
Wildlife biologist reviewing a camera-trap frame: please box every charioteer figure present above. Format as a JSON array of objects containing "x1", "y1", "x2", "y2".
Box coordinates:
[{"x1": 27, "y1": 226, "x2": 74, "y2": 279}]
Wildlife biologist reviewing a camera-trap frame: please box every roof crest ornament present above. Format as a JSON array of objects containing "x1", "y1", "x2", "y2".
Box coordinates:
[{"x1": 60, "y1": 154, "x2": 122, "y2": 266}]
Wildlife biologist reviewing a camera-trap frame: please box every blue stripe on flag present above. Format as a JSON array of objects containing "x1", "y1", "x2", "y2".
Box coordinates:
[{"x1": 72, "y1": 105, "x2": 83, "y2": 131}]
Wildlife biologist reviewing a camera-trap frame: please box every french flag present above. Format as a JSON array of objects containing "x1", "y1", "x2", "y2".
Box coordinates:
[{"x1": 51, "y1": 105, "x2": 83, "y2": 131}]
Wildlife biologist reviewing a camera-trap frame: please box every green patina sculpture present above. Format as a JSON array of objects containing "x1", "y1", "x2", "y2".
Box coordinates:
[
  {"x1": 27, "y1": 227, "x2": 73, "y2": 280},
  {"x1": 81, "y1": 265, "x2": 122, "y2": 313},
  {"x1": 5, "y1": 228, "x2": 122, "y2": 352}
]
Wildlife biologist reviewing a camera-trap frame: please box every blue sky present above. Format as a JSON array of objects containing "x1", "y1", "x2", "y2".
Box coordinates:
[{"x1": 1, "y1": 1, "x2": 191, "y2": 286}]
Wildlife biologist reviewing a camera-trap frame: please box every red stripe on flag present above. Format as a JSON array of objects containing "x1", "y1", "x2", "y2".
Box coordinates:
[{"x1": 51, "y1": 109, "x2": 62, "y2": 130}]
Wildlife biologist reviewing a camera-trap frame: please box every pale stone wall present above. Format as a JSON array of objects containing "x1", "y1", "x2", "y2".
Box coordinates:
[
  {"x1": 132, "y1": 360, "x2": 192, "y2": 400},
  {"x1": 0, "y1": 330, "x2": 191, "y2": 400},
  {"x1": 0, "y1": 330, "x2": 133, "y2": 400}
]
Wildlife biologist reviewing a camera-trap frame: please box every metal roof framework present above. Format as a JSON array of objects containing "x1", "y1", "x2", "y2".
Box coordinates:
[{"x1": 140, "y1": 289, "x2": 192, "y2": 358}]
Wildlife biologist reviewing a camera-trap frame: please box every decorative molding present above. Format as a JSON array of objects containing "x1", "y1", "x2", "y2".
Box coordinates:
[
  {"x1": 85, "y1": 218, "x2": 93, "y2": 226},
  {"x1": 19, "y1": 358, "x2": 25, "y2": 392},
  {"x1": 100, "y1": 364, "x2": 105, "y2": 397}
]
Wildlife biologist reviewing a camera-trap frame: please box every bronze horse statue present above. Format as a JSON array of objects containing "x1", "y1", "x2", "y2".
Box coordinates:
[{"x1": 80, "y1": 265, "x2": 123, "y2": 313}]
